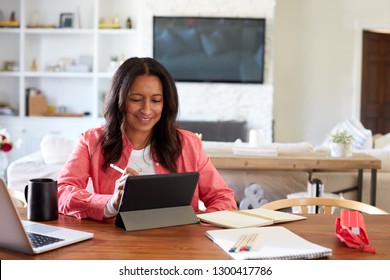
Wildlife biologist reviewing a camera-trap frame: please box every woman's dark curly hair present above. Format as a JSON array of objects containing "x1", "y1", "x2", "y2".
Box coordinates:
[{"x1": 99, "y1": 57, "x2": 182, "y2": 172}]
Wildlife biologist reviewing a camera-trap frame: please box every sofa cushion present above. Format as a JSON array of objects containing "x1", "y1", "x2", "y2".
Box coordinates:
[
  {"x1": 374, "y1": 133, "x2": 390, "y2": 148},
  {"x1": 323, "y1": 119, "x2": 372, "y2": 149},
  {"x1": 6, "y1": 151, "x2": 63, "y2": 192},
  {"x1": 360, "y1": 147, "x2": 390, "y2": 172},
  {"x1": 41, "y1": 135, "x2": 75, "y2": 165}
]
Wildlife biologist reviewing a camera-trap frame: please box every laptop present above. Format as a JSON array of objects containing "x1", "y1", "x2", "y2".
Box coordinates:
[
  {"x1": 115, "y1": 172, "x2": 200, "y2": 231},
  {"x1": 0, "y1": 179, "x2": 93, "y2": 254}
]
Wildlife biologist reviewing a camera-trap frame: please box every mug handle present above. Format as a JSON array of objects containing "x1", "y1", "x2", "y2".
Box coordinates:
[{"x1": 24, "y1": 185, "x2": 28, "y2": 201}]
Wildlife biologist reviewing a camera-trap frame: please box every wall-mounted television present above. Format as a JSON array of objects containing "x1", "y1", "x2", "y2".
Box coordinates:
[{"x1": 153, "y1": 16, "x2": 265, "y2": 84}]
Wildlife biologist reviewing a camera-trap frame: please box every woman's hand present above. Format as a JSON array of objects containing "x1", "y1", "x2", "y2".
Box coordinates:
[{"x1": 111, "y1": 167, "x2": 139, "y2": 211}]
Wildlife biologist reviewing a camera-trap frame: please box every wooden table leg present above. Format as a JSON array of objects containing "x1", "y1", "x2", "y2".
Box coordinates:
[
  {"x1": 371, "y1": 169, "x2": 377, "y2": 206},
  {"x1": 357, "y1": 169, "x2": 363, "y2": 202}
]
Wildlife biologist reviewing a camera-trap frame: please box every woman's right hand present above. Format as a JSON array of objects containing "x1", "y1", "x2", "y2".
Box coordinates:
[{"x1": 111, "y1": 167, "x2": 139, "y2": 211}]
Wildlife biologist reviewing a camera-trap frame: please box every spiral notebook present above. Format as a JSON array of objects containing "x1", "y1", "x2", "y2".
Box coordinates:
[
  {"x1": 197, "y1": 208, "x2": 306, "y2": 228},
  {"x1": 205, "y1": 226, "x2": 332, "y2": 260}
]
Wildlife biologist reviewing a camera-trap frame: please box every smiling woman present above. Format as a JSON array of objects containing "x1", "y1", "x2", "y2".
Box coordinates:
[
  {"x1": 56, "y1": 57, "x2": 237, "y2": 222},
  {"x1": 124, "y1": 75, "x2": 164, "y2": 150}
]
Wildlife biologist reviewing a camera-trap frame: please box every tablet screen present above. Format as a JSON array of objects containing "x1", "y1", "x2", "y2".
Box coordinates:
[{"x1": 118, "y1": 172, "x2": 199, "y2": 212}]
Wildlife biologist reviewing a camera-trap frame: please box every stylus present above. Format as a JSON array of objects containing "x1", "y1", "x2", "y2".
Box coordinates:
[{"x1": 109, "y1": 163, "x2": 124, "y2": 173}]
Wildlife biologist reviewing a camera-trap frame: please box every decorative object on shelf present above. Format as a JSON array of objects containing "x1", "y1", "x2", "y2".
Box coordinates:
[
  {"x1": 30, "y1": 58, "x2": 38, "y2": 71},
  {"x1": 59, "y1": 13, "x2": 74, "y2": 28},
  {"x1": 58, "y1": 106, "x2": 67, "y2": 113},
  {"x1": 330, "y1": 130, "x2": 353, "y2": 157},
  {"x1": 30, "y1": 11, "x2": 40, "y2": 26},
  {"x1": 99, "y1": 17, "x2": 120, "y2": 29},
  {"x1": 25, "y1": 88, "x2": 48, "y2": 116},
  {"x1": 26, "y1": 11, "x2": 57, "y2": 29},
  {"x1": 113, "y1": 15, "x2": 119, "y2": 26},
  {"x1": 64, "y1": 55, "x2": 93, "y2": 73},
  {"x1": 107, "y1": 56, "x2": 119, "y2": 72},
  {"x1": 0, "y1": 10, "x2": 19, "y2": 28},
  {"x1": 0, "y1": 128, "x2": 13, "y2": 178},
  {"x1": 79, "y1": 55, "x2": 93, "y2": 72},
  {"x1": 126, "y1": 17, "x2": 132, "y2": 28},
  {"x1": 0, "y1": 107, "x2": 16, "y2": 116},
  {"x1": 10, "y1": 11, "x2": 15, "y2": 21},
  {"x1": 26, "y1": 11, "x2": 56, "y2": 29},
  {"x1": 44, "y1": 57, "x2": 74, "y2": 72},
  {"x1": 0, "y1": 100, "x2": 17, "y2": 116},
  {"x1": 74, "y1": 6, "x2": 81, "y2": 28},
  {"x1": 3, "y1": 61, "x2": 18, "y2": 72}
]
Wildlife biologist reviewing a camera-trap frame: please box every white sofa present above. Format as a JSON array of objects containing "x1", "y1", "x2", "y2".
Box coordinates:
[
  {"x1": 6, "y1": 135, "x2": 75, "y2": 193},
  {"x1": 6, "y1": 134, "x2": 390, "y2": 212}
]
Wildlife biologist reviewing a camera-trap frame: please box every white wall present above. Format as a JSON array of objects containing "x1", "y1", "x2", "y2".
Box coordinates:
[
  {"x1": 137, "y1": 0, "x2": 276, "y2": 142},
  {"x1": 273, "y1": 0, "x2": 390, "y2": 145}
]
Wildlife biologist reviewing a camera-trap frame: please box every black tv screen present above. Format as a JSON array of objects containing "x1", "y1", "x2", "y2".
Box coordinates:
[{"x1": 153, "y1": 16, "x2": 265, "y2": 83}]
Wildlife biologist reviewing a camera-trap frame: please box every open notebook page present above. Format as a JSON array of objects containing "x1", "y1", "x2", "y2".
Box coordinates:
[{"x1": 205, "y1": 226, "x2": 332, "y2": 260}]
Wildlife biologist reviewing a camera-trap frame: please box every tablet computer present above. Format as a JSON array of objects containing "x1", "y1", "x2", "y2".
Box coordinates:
[{"x1": 115, "y1": 172, "x2": 199, "y2": 231}]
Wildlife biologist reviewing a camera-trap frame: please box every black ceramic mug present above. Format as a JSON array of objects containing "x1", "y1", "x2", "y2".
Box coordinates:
[{"x1": 24, "y1": 178, "x2": 58, "y2": 221}]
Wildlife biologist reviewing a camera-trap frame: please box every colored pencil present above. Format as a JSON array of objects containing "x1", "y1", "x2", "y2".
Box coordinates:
[
  {"x1": 229, "y1": 234, "x2": 247, "y2": 252},
  {"x1": 230, "y1": 233, "x2": 259, "y2": 253}
]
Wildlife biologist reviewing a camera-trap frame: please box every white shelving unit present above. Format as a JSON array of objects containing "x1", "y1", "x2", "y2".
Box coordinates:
[{"x1": 0, "y1": 0, "x2": 141, "y2": 162}]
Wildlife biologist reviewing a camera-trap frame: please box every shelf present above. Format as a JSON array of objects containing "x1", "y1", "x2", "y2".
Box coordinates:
[
  {"x1": 0, "y1": 28, "x2": 20, "y2": 34},
  {"x1": 97, "y1": 72, "x2": 115, "y2": 78},
  {"x1": 24, "y1": 72, "x2": 94, "y2": 78},
  {"x1": 0, "y1": 72, "x2": 20, "y2": 77},
  {"x1": 97, "y1": 28, "x2": 136, "y2": 35},
  {"x1": 24, "y1": 28, "x2": 95, "y2": 35}
]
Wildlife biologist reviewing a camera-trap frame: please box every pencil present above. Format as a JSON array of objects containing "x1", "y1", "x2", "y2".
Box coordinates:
[
  {"x1": 229, "y1": 233, "x2": 259, "y2": 253},
  {"x1": 229, "y1": 234, "x2": 247, "y2": 252},
  {"x1": 239, "y1": 234, "x2": 254, "y2": 251},
  {"x1": 109, "y1": 163, "x2": 124, "y2": 173},
  {"x1": 244, "y1": 233, "x2": 258, "y2": 251}
]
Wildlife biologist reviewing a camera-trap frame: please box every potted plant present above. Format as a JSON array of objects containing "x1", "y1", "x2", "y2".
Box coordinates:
[{"x1": 330, "y1": 130, "x2": 353, "y2": 157}]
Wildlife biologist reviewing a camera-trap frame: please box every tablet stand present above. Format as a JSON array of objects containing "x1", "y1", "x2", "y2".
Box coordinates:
[{"x1": 115, "y1": 205, "x2": 199, "y2": 231}]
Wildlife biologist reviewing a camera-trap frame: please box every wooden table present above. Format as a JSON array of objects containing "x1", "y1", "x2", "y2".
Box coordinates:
[
  {"x1": 1, "y1": 210, "x2": 389, "y2": 260},
  {"x1": 208, "y1": 152, "x2": 381, "y2": 205}
]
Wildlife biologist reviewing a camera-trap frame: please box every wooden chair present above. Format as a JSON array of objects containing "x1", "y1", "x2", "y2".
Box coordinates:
[
  {"x1": 8, "y1": 188, "x2": 27, "y2": 208},
  {"x1": 261, "y1": 197, "x2": 388, "y2": 214},
  {"x1": 1, "y1": 178, "x2": 27, "y2": 208}
]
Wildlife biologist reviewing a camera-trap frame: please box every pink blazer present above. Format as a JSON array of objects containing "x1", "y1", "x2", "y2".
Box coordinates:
[{"x1": 57, "y1": 126, "x2": 237, "y2": 221}]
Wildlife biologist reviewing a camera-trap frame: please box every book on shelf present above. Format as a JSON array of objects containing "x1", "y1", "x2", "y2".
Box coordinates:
[
  {"x1": 197, "y1": 208, "x2": 306, "y2": 229},
  {"x1": 205, "y1": 226, "x2": 332, "y2": 260}
]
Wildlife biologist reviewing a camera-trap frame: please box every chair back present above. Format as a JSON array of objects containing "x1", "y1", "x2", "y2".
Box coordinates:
[
  {"x1": 261, "y1": 197, "x2": 388, "y2": 215},
  {"x1": 8, "y1": 188, "x2": 27, "y2": 208}
]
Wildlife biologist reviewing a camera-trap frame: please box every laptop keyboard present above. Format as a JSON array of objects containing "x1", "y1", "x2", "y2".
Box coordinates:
[{"x1": 27, "y1": 232, "x2": 64, "y2": 248}]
